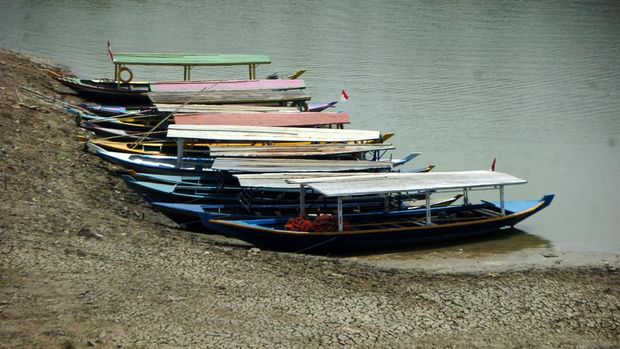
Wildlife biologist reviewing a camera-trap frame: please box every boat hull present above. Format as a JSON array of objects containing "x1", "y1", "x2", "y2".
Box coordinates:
[{"x1": 206, "y1": 195, "x2": 554, "y2": 252}]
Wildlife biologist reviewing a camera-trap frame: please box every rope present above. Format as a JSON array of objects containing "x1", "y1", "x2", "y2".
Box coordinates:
[{"x1": 294, "y1": 236, "x2": 341, "y2": 253}]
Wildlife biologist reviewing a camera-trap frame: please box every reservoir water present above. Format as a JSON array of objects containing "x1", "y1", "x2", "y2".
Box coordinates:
[{"x1": 1, "y1": 0, "x2": 618, "y2": 254}]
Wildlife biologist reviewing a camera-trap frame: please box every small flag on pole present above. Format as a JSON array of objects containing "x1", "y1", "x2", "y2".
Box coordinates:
[
  {"x1": 491, "y1": 157, "x2": 496, "y2": 171},
  {"x1": 107, "y1": 41, "x2": 114, "y2": 61},
  {"x1": 340, "y1": 89, "x2": 349, "y2": 102}
]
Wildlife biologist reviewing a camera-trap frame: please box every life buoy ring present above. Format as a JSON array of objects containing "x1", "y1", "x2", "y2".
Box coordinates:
[{"x1": 118, "y1": 67, "x2": 133, "y2": 84}]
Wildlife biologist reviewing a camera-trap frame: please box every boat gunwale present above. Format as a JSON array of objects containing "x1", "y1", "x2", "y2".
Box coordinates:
[{"x1": 208, "y1": 198, "x2": 548, "y2": 237}]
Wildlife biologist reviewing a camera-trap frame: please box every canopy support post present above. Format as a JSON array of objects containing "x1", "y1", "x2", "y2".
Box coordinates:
[
  {"x1": 425, "y1": 191, "x2": 431, "y2": 226},
  {"x1": 175, "y1": 138, "x2": 183, "y2": 168},
  {"x1": 499, "y1": 185, "x2": 505, "y2": 216},
  {"x1": 251, "y1": 64, "x2": 257, "y2": 79},
  {"x1": 337, "y1": 197, "x2": 343, "y2": 232},
  {"x1": 114, "y1": 64, "x2": 119, "y2": 87},
  {"x1": 463, "y1": 188, "x2": 469, "y2": 205},
  {"x1": 299, "y1": 184, "x2": 305, "y2": 216}
]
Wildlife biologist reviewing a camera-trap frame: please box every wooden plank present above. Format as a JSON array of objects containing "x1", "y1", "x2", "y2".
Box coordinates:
[
  {"x1": 235, "y1": 172, "x2": 377, "y2": 189},
  {"x1": 156, "y1": 103, "x2": 301, "y2": 114},
  {"x1": 211, "y1": 158, "x2": 392, "y2": 173},
  {"x1": 150, "y1": 79, "x2": 305, "y2": 92},
  {"x1": 206, "y1": 143, "x2": 394, "y2": 157},
  {"x1": 288, "y1": 171, "x2": 528, "y2": 197},
  {"x1": 166, "y1": 124, "x2": 382, "y2": 142},
  {"x1": 148, "y1": 89, "x2": 311, "y2": 104},
  {"x1": 173, "y1": 112, "x2": 349, "y2": 127}
]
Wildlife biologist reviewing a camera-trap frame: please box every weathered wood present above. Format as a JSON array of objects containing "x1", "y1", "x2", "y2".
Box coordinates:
[
  {"x1": 288, "y1": 171, "x2": 528, "y2": 197},
  {"x1": 148, "y1": 90, "x2": 311, "y2": 104},
  {"x1": 235, "y1": 172, "x2": 377, "y2": 189},
  {"x1": 206, "y1": 143, "x2": 394, "y2": 157},
  {"x1": 211, "y1": 158, "x2": 392, "y2": 173},
  {"x1": 173, "y1": 112, "x2": 349, "y2": 127},
  {"x1": 166, "y1": 124, "x2": 382, "y2": 142},
  {"x1": 156, "y1": 103, "x2": 301, "y2": 114}
]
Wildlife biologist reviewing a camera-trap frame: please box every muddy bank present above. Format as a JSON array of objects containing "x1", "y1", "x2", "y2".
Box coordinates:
[{"x1": 0, "y1": 49, "x2": 618, "y2": 348}]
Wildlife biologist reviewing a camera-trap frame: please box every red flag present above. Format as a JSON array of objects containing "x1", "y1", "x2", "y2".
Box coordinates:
[
  {"x1": 107, "y1": 41, "x2": 114, "y2": 61},
  {"x1": 491, "y1": 158, "x2": 496, "y2": 171},
  {"x1": 340, "y1": 89, "x2": 349, "y2": 102}
]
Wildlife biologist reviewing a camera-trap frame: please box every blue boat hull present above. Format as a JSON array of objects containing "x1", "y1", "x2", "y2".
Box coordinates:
[{"x1": 206, "y1": 195, "x2": 554, "y2": 253}]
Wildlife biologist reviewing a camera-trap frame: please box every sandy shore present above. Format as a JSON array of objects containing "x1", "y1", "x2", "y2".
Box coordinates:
[{"x1": 0, "y1": 49, "x2": 618, "y2": 348}]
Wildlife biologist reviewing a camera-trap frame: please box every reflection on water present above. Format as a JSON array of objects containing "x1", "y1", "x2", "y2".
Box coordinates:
[{"x1": 334, "y1": 228, "x2": 551, "y2": 260}]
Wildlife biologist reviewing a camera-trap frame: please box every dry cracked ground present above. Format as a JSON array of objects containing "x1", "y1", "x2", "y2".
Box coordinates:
[{"x1": 0, "y1": 49, "x2": 619, "y2": 348}]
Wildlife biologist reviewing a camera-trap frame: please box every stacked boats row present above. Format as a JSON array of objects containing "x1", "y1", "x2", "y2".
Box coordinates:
[{"x1": 53, "y1": 52, "x2": 553, "y2": 252}]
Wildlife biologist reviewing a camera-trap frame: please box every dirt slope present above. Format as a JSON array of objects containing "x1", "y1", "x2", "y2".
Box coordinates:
[{"x1": 0, "y1": 49, "x2": 618, "y2": 348}]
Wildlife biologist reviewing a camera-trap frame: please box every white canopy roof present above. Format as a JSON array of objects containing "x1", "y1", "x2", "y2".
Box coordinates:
[
  {"x1": 166, "y1": 124, "x2": 382, "y2": 142},
  {"x1": 287, "y1": 171, "x2": 527, "y2": 197},
  {"x1": 235, "y1": 172, "x2": 378, "y2": 189},
  {"x1": 212, "y1": 158, "x2": 392, "y2": 173}
]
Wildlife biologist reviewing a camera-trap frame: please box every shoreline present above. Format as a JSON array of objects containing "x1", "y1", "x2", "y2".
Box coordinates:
[
  {"x1": 1, "y1": 48, "x2": 618, "y2": 348},
  {"x1": 351, "y1": 247, "x2": 620, "y2": 274}
]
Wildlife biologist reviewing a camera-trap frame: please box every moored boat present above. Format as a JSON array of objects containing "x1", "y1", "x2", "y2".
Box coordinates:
[
  {"x1": 148, "y1": 195, "x2": 463, "y2": 230},
  {"x1": 87, "y1": 143, "x2": 397, "y2": 176},
  {"x1": 205, "y1": 171, "x2": 554, "y2": 252}
]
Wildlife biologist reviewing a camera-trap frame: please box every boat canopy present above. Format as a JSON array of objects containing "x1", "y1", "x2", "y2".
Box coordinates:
[
  {"x1": 287, "y1": 171, "x2": 527, "y2": 197},
  {"x1": 155, "y1": 103, "x2": 301, "y2": 114},
  {"x1": 173, "y1": 112, "x2": 350, "y2": 127},
  {"x1": 235, "y1": 172, "x2": 378, "y2": 189},
  {"x1": 166, "y1": 124, "x2": 382, "y2": 142},
  {"x1": 211, "y1": 158, "x2": 392, "y2": 173},
  {"x1": 206, "y1": 143, "x2": 394, "y2": 158}
]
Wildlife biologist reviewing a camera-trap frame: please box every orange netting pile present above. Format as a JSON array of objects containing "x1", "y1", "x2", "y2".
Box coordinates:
[{"x1": 284, "y1": 214, "x2": 345, "y2": 232}]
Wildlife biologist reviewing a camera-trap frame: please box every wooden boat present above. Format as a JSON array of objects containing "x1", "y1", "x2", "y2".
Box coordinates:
[
  {"x1": 47, "y1": 53, "x2": 277, "y2": 103},
  {"x1": 145, "y1": 188, "x2": 462, "y2": 229},
  {"x1": 79, "y1": 102, "x2": 157, "y2": 117},
  {"x1": 55, "y1": 78, "x2": 312, "y2": 105},
  {"x1": 79, "y1": 110, "x2": 352, "y2": 141},
  {"x1": 68, "y1": 106, "x2": 163, "y2": 131},
  {"x1": 87, "y1": 143, "x2": 396, "y2": 176},
  {"x1": 204, "y1": 171, "x2": 554, "y2": 252},
  {"x1": 148, "y1": 195, "x2": 462, "y2": 230},
  {"x1": 88, "y1": 139, "x2": 398, "y2": 159},
  {"x1": 124, "y1": 177, "x2": 388, "y2": 205},
  {"x1": 124, "y1": 169, "x2": 434, "y2": 204},
  {"x1": 50, "y1": 74, "x2": 152, "y2": 104},
  {"x1": 127, "y1": 166, "x2": 436, "y2": 187},
  {"x1": 86, "y1": 124, "x2": 396, "y2": 158},
  {"x1": 46, "y1": 50, "x2": 302, "y2": 104},
  {"x1": 79, "y1": 101, "x2": 337, "y2": 117},
  {"x1": 73, "y1": 102, "x2": 340, "y2": 134},
  {"x1": 80, "y1": 122, "x2": 167, "y2": 141},
  {"x1": 126, "y1": 171, "x2": 241, "y2": 187},
  {"x1": 146, "y1": 89, "x2": 312, "y2": 109}
]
